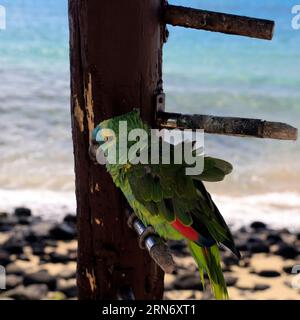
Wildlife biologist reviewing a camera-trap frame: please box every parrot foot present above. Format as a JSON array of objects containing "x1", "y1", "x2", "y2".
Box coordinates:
[{"x1": 139, "y1": 226, "x2": 156, "y2": 250}]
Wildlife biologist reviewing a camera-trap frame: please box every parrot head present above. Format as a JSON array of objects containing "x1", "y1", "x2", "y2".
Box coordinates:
[
  {"x1": 92, "y1": 109, "x2": 149, "y2": 166},
  {"x1": 93, "y1": 109, "x2": 144, "y2": 143}
]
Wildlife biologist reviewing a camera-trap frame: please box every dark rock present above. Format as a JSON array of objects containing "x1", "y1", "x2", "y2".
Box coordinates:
[
  {"x1": 16, "y1": 254, "x2": 30, "y2": 262},
  {"x1": 248, "y1": 242, "x2": 270, "y2": 254},
  {"x1": 17, "y1": 216, "x2": 33, "y2": 225},
  {"x1": 173, "y1": 274, "x2": 204, "y2": 291},
  {"x1": 223, "y1": 255, "x2": 239, "y2": 267},
  {"x1": 297, "y1": 233, "x2": 300, "y2": 241},
  {"x1": 14, "y1": 207, "x2": 31, "y2": 217},
  {"x1": 0, "y1": 214, "x2": 18, "y2": 231},
  {"x1": 25, "y1": 222, "x2": 54, "y2": 242},
  {"x1": 43, "y1": 240, "x2": 58, "y2": 247},
  {"x1": 0, "y1": 225, "x2": 13, "y2": 232},
  {"x1": 283, "y1": 265, "x2": 294, "y2": 274},
  {"x1": 48, "y1": 252, "x2": 70, "y2": 264},
  {"x1": 49, "y1": 223, "x2": 76, "y2": 240},
  {"x1": 235, "y1": 241, "x2": 248, "y2": 252},
  {"x1": 31, "y1": 244, "x2": 45, "y2": 256},
  {"x1": 6, "y1": 263, "x2": 25, "y2": 276},
  {"x1": 2, "y1": 236, "x2": 25, "y2": 254},
  {"x1": 237, "y1": 227, "x2": 248, "y2": 234},
  {"x1": 0, "y1": 212, "x2": 8, "y2": 218},
  {"x1": 1, "y1": 284, "x2": 48, "y2": 300},
  {"x1": 274, "y1": 244, "x2": 299, "y2": 259},
  {"x1": 5, "y1": 275, "x2": 23, "y2": 290},
  {"x1": 0, "y1": 250, "x2": 11, "y2": 266},
  {"x1": 266, "y1": 233, "x2": 283, "y2": 245},
  {"x1": 225, "y1": 276, "x2": 238, "y2": 287},
  {"x1": 57, "y1": 279, "x2": 77, "y2": 298},
  {"x1": 63, "y1": 214, "x2": 76, "y2": 225},
  {"x1": 253, "y1": 284, "x2": 270, "y2": 291},
  {"x1": 248, "y1": 236, "x2": 264, "y2": 243},
  {"x1": 257, "y1": 270, "x2": 281, "y2": 278},
  {"x1": 23, "y1": 270, "x2": 56, "y2": 291},
  {"x1": 278, "y1": 228, "x2": 291, "y2": 235},
  {"x1": 168, "y1": 240, "x2": 188, "y2": 256},
  {"x1": 250, "y1": 221, "x2": 267, "y2": 230}
]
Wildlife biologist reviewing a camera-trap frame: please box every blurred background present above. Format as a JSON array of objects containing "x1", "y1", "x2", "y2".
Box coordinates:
[{"x1": 0, "y1": 0, "x2": 299, "y2": 300}]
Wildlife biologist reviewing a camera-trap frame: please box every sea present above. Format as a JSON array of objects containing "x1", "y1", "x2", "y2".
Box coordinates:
[{"x1": 0, "y1": 0, "x2": 299, "y2": 230}]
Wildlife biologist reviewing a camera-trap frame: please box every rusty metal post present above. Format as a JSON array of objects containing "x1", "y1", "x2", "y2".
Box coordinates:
[{"x1": 68, "y1": 0, "x2": 165, "y2": 299}]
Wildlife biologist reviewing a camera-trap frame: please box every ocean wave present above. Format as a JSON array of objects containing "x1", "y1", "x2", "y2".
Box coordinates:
[
  {"x1": 214, "y1": 192, "x2": 300, "y2": 232},
  {"x1": 0, "y1": 188, "x2": 76, "y2": 221},
  {"x1": 0, "y1": 188, "x2": 299, "y2": 231}
]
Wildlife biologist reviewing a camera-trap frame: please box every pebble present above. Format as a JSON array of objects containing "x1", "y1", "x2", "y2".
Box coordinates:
[
  {"x1": 225, "y1": 276, "x2": 238, "y2": 287},
  {"x1": 250, "y1": 221, "x2": 267, "y2": 230},
  {"x1": 274, "y1": 244, "x2": 299, "y2": 259},
  {"x1": 248, "y1": 242, "x2": 270, "y2": 254},
  {"x1": 57, "y1": 279, "x2": 77, "y2": 298},
  {"x1": 49, "y1": 223, "x2": 76, "y2": 240},
  {"x1": 0, "y1": 250, "x2": 11, "y2": 266},
  {"x1": 173, "y1": 274, "x2": 204, "y2": 291},
  {"x1": 253, "y1": 284, "x2": 271, "y2": 291},
  {"x1": 1, "y1": 284, "x2": 48, "y2": 300},
  {"x1": 257, "y1": 270, "x2": 281, "y2": 278},
  {"x1": 48, "y1": 252, "x2": 70, "y2": 264},
  {"x1": 5, "y1": 275, "x2": 23, "y2": 290},
  {"x1": 5, "y1": 263, "x2": 26, "y2": 276},
  {"x1": 14, "y1": 207, "x2": 32, "y2": 218},
  {"x1": 23, "y1": 270, "x2": 57, "y2": 291}
]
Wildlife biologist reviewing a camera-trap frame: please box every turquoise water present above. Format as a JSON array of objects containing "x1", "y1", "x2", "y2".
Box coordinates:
[{"x1": 0, "y1": 1, "x2": 299, "y2": 225}]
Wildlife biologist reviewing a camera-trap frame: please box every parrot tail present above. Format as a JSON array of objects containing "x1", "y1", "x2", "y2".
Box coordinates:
[{"x1": 188, "y1": 241, "x2": 228, "y2": 300}]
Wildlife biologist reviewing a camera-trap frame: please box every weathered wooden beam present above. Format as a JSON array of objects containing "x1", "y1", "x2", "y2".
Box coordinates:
[
  {"x1": 157, "y1": 112, "x2": 298, "y2": 141},
  {"x1": 164, "y1": 5, "x2": 275, "y2": 40},
  {"x1": 69, "y1": 0, "x2": 165, "y2": 300}
]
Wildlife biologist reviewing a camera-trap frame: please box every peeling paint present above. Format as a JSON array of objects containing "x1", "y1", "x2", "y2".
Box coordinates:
[
  {"x1": 74, "y1": 97, "x2": 84, "y2": 132},
  {"x1": 90, "y1": 183, "x2": 101, "y2": 194},
  {"x1": 95, "y1": 218, "x2": 103, "y2": 226},
  {"x1": 85, "y1": 73, "x2": 95, "y2": 141},
  {"x1": 85, "y1": 268, "x2": 97, "y2": 293}
]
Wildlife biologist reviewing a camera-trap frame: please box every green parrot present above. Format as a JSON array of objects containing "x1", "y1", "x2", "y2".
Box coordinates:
[{"x1": 92, "y1": 110, "x2": 240, "y2": 300}]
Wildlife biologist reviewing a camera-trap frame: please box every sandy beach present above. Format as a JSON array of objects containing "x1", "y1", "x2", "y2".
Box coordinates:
[{"x1": 0, "y1": 207, "x2": 299, "y2": 300}]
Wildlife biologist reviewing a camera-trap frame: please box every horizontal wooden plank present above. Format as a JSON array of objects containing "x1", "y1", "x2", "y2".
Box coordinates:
[
  {"x1": 157, "y1": 112, "x2": 298, "y2": 141},
  {"x1": 164, "y1": 5, "x2": 275, "y2": 40}
]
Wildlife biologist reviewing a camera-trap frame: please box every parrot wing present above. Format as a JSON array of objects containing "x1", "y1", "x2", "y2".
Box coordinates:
[{"x1": 126, "y1": 150, "x2": 240, "y2": 258}]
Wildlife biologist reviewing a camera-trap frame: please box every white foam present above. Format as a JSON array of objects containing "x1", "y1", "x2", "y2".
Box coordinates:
[
  {"x1": 0, "y1": 189, "x2": 299, "y2": 231},
  {"x1": 0, "y1": 188, "x2": 76, "y2": 221},
  {"x1": 214, "y1": 192, "x2": 300, "y2": 232}
]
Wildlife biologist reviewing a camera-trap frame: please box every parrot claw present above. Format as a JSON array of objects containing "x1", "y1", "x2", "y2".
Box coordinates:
[
  {"x1": 127, "y1": 212, "x2": 137, "y2": 229},
  {"x1": 139, "y1": 226, "x2": 156, "y2": 250}
]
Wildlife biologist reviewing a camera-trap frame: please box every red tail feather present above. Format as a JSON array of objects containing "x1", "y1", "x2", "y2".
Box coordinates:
[{"x1": 171, "y1": 218, "x2": 199, "y2": 242}]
